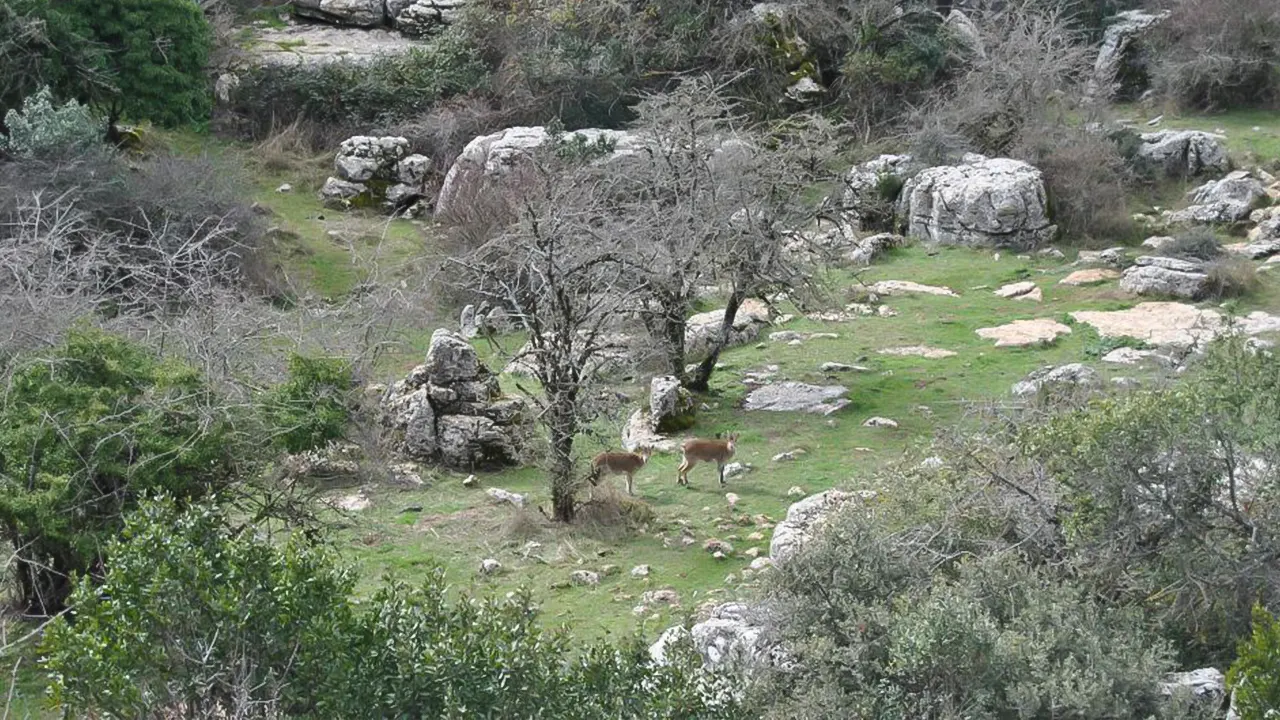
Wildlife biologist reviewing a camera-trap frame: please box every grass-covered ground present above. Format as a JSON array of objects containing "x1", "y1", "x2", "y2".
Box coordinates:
[{"x1": 4, "y1": 108, "x2": 1280, "y2": 717}]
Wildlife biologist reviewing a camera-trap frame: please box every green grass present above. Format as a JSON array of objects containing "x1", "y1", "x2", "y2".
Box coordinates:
[
  {"x1": 1116, "y1": 105, "x2": 1280, "y2": 164},
  {"x1": 1, "y1": 617, "x2": 50, "y2": 719},
  {"x1": 326, "y1": 242, "x2": 1280, "y2": 645}
]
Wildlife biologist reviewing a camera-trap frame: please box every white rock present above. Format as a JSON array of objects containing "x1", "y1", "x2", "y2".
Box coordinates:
[
  {"x1": 1087, "y1": 10, "x2": 1168, "y2": 99},
  {"x1": 480, "y1": 558, "x2": 502, "y2": 575},
  {"x1": 771, "y1": 490, "x2": 856, "y2": 564},
  {"x1": 1120, "y1": 256, "x2": 1209, "y2": 300},
  {"x1": 743, "y1": 382, "x2": 849, "y2": 415},
  {"x1": 631, "y1": 564, "x2": 651, "y2": 578},
  {"x1": 486, "y1": 487, "x2": 526, "y2": 508},
  {"x1": 570, "y1": 570, "x2": 600, "y2": 586},
  {"x1": 868, "y1": 280, "x2": 958, "y2": 297},
  {"x1": 334, "y1": 135, "x2": 409, "y2": 183},
  {"x1": 1011, "y1": 364, "x2": 1101, "y2": 398},
  {"x1": 1166, "y1": 171, "x2": 1269, "y2": 224},
  {"x1": 975, "y1": 318, "x2": 1072, "y2": 347},
  {"x1": 878, "y1": 345, "x2": 958, "y2": 359},
  {"x1": 786, "y1": 485, "x2": 805, "y2": 498},
  {"x1": 294, "y1": 0, "x2": 385, "y2": 27},
  {"x1": 862, "y1": 416, "x2": 899, "y2": 428},
  {"x1": 899, "y1": 156, "x2": 1056, "y2": 249},
  {"x1": 1136, "y1": 130, "x2": 1230, "y2": 177},
  {"x1": 994, "y1": 281, "x2": 1038, "y2": 298}
]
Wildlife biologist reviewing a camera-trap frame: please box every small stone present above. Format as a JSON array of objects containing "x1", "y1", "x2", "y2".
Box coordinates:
[
  {"x1": 747, "y1": 531, "x2": 765, "y2": 541},
  {"x1": 631, "y1": 564, "x2": 651, "y2": 578},
  {"x1": 642, "y1": 589, "x2": 680, "y2": 606},
  {"x1": 275, "y1": 183, "x2": 293, "y2": 193},
  {"x1": 600, "y1": 564, "x2": 621, "y2": 576},
  {"x1": 712, "y1": 551, "x2": 726, "y2": 561},
  {"x1": 1059, "y1": 268, "x2": 1122, "y2": 286},
  {"x1": 485, "y1": 487, "x2": 526, "y2": 508},
  {"x1": 749, "y1": 557, "x2": 774, "y2": 571},
  {"x1": 725, "y1": 492, "x2": 741, "y2": 509},
  {"x1": 744, "y1": 547, "x2": 762, "y2": 558},
  {"x1": 462, "y1": 474, "x2": 477, "y2": 487},
  {"x1": 704, "y1": 538, "x2": 734, "y2": 555},
  {"x1": 820, "y1": 362, "x2": 869, "y2": 373},
  {"x1": 480, "y1": 558, "x2": 502, "y2": 575},
  {"x1": 863, "y1": 416, "x2": 899, "y2": 428},
  {"x1": 570, "y1": 570, "x2": 600, "y2": 586},
  {"x1": 401, "y1": 505, "x2": 423, "y2": 513},
  {"x1": 772, "y1": 451, "x2": 800, "y2": 462},
  {"x1": 786, "y1": 486, "x2": 805, "y2": 498},
  {"x1": 722, "y1": 462, "x2": 750, "y2": 479}
]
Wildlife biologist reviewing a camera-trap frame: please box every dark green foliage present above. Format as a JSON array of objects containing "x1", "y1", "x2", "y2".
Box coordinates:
[
  {"x1": 1227, "y1": 605, "x2": 1280, "y2": 720},
  {"x1": 0, "y1": 0, "x2": 111, "y2": 131},
  {"x1": 0, "y1": 329, "x2": 242, "y2": 613},
  {"x1": 1023, "y1": 335, "x2": 1280, "y2": 664},
  {"x1": 42, "y1": 498, "x2": 744, "y2": 719},
  {"x1": 266, "y1": 354, "x2": 354, "y2": 453},
  {"x1": 57, "y1": 0, "x2": 213, "y2": 126},
  {"x1": 226, "y1": 34, "x2": 489, "y2": 136}
]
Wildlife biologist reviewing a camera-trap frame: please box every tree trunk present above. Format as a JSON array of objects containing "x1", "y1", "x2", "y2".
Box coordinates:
[
  {"x1": 545, "y1": 396, "x2": 578, "y2": 523},
  {"x1": 686, "y1": 287, "x2": 745, "y2": 393},
  {"x1": 662, "y1": 311, "x2": 687, "y2": 382}
]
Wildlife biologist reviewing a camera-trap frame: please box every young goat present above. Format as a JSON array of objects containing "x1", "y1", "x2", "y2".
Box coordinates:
[
  {"x1": 677, "y1": 433, "x2": 738, "y2": 488},
  {"x1": 587, "y1": 448, "x2": 652, "y2": 496}
]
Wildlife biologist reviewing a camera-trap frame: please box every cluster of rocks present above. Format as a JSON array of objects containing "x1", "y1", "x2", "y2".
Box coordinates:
[
  {"x1": 320, "y1": 136, "x2": 431, "y2": 214},
  {"x1": 1135, "y1": 130, "x2": 1231, "y2": 178},
  {"x1": 782, "y1": 217, "x2": 903, "y2": 266},
  {"x1": 1164, "y1": 170, "x2": 1270, "y2": 225},
  {"x1": 1121, "y1": 255, "x2": 1211, "y2": 300},
  {"x1": 379, "y1": 329, "x2": 529, "y2": 468},
  {"x1": 294, "y1": 0, "x2": 465, "y2": 34},
  {"x1": 839, "y1": 152, "x2": 1056, "y2": 250},
  {"x1": 1011, "y1": 363, "x2": 1101, "y2": 399}
]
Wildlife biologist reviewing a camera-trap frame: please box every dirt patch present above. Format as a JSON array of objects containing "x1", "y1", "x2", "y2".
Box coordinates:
[{"x1": 878, "y1": 345, "x2": 958, "y2": 359}]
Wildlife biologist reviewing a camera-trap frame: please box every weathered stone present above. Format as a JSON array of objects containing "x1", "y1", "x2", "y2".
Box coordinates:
[
  {"x1": 293, "y1": 0, "x2": 384, "y2": 27},
  {"x1": 743, "y1": 382, "x2": 849, "y2": 415},
  {"x1": 862, "y1": 416, "x2": 898, "y2": 428},
  {"x1": 1101, "y1": 347, "x2": 1170, "y2": 365},
  {"x1": 392, "y1": 0, "x2": 467, "y2": 34},
  {"x1": 1159, "y1": 668, "x2": 1226, "y2": 705},
  {"x1": 486, "y1": 487, "x2": 526, "y2": 508},
  {"x1": 868, "y1": 280, "x2": 958, "y2": 297},
  {"x1": 1011, "y1": 363, "x2": 1101, "y2": 398},
  {"x1": 1070, "y1": 302, "x2": 1221, "y2": 350},
  {"x1": 333, "y1": 492, "x2": 371, "y2": 512},
  {"x1": 622, "y1": 409, "x2": 678, "y2": 454},
  {"x1": 334, "y1": 135, "x2": 409, "y2": 183},
  {"x1": 214, "y1": 72, "x2": 240, "y2": 104},
  {"x1": 1075, "y1": 247, "x2": 1128, "y2": 267},
  {"x1": 631, "y1": 564, "x2": 651, "y2": 578},
  {"x1": 976, "y1": 318, "x2": 1072, "y2": 347},
  {"x1": 245, "y1": 23, "x2": 419, "y2": 68},
  {"x1": 425, "y1": 328, "x2": 482, "y2": 385},
  {"x1": 877, "y1": 345, "x2": 957, "y2": 359},
  {"x1": 1087, "y1": 10, "x2": 1167, "y2": 100},
  {"x1": 1142, "y1": 235, "x2": 1176, "y2": 250},
  {"x1": 841, "y1": 154, "x2": 919, "y2": 229},
  {"x1": 994, "y1": 281, "x2": 1038, "y2": 299},
  {"x1": 771, "y1": 490, "x2": 856, "y2": 564},
  {"x1": 1166, "y1": 171, "x2": 1269, "y2": 225},
  {"x1": 1059, "y1": 268, "x2": 1121, "y2": 286},
  {"x1": 650, "y1": 375, "x2": 696, "y2": 433},
  {"x1": 570, "y1": 570, "x2": 600, "y2": 586},
  {"x1": 1136, "y1": 130, "x2": 1230, "y2": 178},
  {"x1": 1120, "y1": 255, "x2": 1209, "y2": 299},
  {"x1": 396, "y1": 154, "x2": 431, "y2": 186},
  {"x1": 437, "y1": 414, "x2": 520, "y2": 467},
  {"x1": 480, "y1": 558, "x2": 502, "y2": 575},
  {"x1": 319, "y1": 177, "x2": 368, "y2": 208},
  {"x1": 685, "y1": 298, "x2": 775, "y2": 360},
  {"x1": 899, "y1": 155, "x2": 1056, "y2": 249},
  {"x1": 281, "y1": 441, "x2": 363, "y2": 484}
]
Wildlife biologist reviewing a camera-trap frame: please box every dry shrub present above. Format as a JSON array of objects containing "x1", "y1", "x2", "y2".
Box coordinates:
[
  {"x1": 1148, "y1": 0, "x2": 1280, "y2": 110},
  {"x1": 1204, "y1": 257, "x2": 1261, "y2": 299},
  {"x1": 1160, "y1": 228, "x2": 1224, "y2": 261},
  {"x1": 251, "y1": 118, "x2": 332, "y2": 176},
  {"x1": 574, "y1": 483, "x2": 655, "y2": 541},
  {"x1": 1012, "y1": 125, "x2": 1138, "y2": 245},
  {"x1": 384, "y1": 93, "x2": 523, "y2": 191}
]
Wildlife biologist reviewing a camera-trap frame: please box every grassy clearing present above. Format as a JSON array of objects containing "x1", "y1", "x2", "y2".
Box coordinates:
[{"x1": 325, "y1": 243, "x2": 1280, "y2": 644}]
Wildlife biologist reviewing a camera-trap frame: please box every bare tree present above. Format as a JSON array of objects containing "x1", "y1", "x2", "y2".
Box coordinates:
[
  {"x1": 602, "y1": 77, "x2": 828, "y2": 389},
  {"x1": 449, "y1": 156, "x2": 640, "y2": 523}
]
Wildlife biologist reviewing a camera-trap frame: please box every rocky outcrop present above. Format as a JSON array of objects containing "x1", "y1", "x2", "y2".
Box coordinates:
[
  {"x1": 975, "y1": 318, "x2": 1072, "y2": 347},
  {"x1": 1247, "y1": 206, "x2": 1280, "y2": 245},
  {"x1": 898, "y1": 155, "x2": 1056, "y2": 249},
  {"x1": 1166, "y1": 171, "x2": 1269, "y2": 225},
  {"x1": 841, "y1": 154, "x2": 920, "y2": 230},
  {"x1": 1120, "y1": 256, "x2": 1209, "y2": 299},
  {"x1": 770, "y1": 489, "x2": 856, "y2": 564},
  {"x1": 649, "y1": 602, "x2": 783, "y2": 674},
  {"x1": 684, "y1": 298, "x2": 774, "y2": 360},
  {"x1": 321, "y1": 136, "x2": 430, "y2": 213},
  {"x1": 1087, "y1": 10, "x2": 1167, "y2": 100},
  {"x1": 243, "y1": 23, "x2": 421, "y2": 68},
  {"x1": 380, "y1": 329, "x2": 528, "y2": 468},
  {"x1": 743, "y1": 382, "x2": 849, "y2": 415},
  {"x1": 435, "y1": 126, "x2": 643, "y2": 217},
  {"x1": 650, "y1": 375, "x2": 696, "y2": 433},
  {"x1": 783, "y1": 218, "x2": 902, "y2": 267},
  {"x1": 1159, "y1": 668, "x2": 1226, "y2": 706},
  {"x1": 294, "y1": 0, "x2": 385, "y2": 26},
  {"x1": 1066, "y1": 301, "x2": 1280, "y2": 351},
  {"x1": 1136, "y1": 130, "x2": 1230, "y2": 178},
  {"x1": 392, "y1": 0, "x2": 467, "y2": 35},
  {"x1": 1011, "y1": 364, "x2": 1101, "y2": 398}
]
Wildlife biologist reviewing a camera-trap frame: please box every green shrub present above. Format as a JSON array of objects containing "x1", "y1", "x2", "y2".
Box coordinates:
[
  {"x1": 0, "y1": 0, "x2": 111, "y2": 126},
  {"x1": 1227, "y1": 604, "x2": 1280, "y2": 720},
  {"x1": 58, "y1": 0, "x2": 213, "y2": 127},
  {"x1": 0, "y1": 86, "x2": 104, "y2": 157},
  {"x1": 0, "y1": 329, "x2": 242, "y2": 613},
  {"x1": 266, "y1": 354, "x2": 354, "y2": 453},
  {"x1": 43, "y1": 497, "x2": 743, "y2": 719}
]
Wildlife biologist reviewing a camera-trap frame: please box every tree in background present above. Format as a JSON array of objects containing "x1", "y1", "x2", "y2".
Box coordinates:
[
  {"x1": 0, "y1": 0, "x2": 111, "y2": 130},
  {"x1": 56, "y1": 0, "x2": 212, "y2": 130},
  {"x1": 0, "y1": 329, "x2": 243, "y2": 613}
]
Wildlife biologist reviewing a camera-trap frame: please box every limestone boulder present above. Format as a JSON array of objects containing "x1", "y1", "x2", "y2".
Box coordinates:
[
  {"x1": 770, "y1": 490, "x2": 856, "y2": 564},
  {"x1": 685, "y1": 298, "x2": 774, "y2": 360},
  {"x1": 392, "y1": 0, "x2": 468, "y2": 34},
  {"x1": 1136, "y1": 130, "x2": 1230, "y2": 178},
  {"x1": 319, "y1": 177, "x2": 369, "y2": 209},
  {"x1": 245, "y1": 24, "x2": 420, "y2": 68},
  {"x1": 293, "y1": 0, "x2": 385, "y2": 27},
  {"x1": 841, "y1": 154, "x2": 920, "y2": 229},
  {"x1": 1011, "y1": 364, "x2": 1101, "y2": 398},
  {"x1": 743, "y1": 382, "x2": 849, "y2": 415},
  {"x1": 649, "y1": 602, "x2": 783, "y2": 675},
  {"x1": 650, "y1": 375, "x2": 696, "y2": 434},
  {"x1": 1166, "y1": 171, "x2": 1269, "y2": 225},
  {"x1": 898, "y1": 155, "x2": 1056, "y2": 249},
  {"x1": 335, "y1": 136, "x2": 409, "y2": 183},
  {"x1": 1120, "y1": 256, "x2": 1209, "y2": 300},
  {"x1": 1087, "y1": 10, "x2": 1167, "y2": 100}
]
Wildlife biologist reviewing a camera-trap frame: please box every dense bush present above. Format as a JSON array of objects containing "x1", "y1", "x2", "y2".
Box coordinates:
[
  {"x1": 43, "y1": 497, "x2": 743, "y2": 718},
  {"x1": 1013, "y1": 124, "x2": 1138, "y2": 243},
  {"x1": 266, "y1": 354, "x2": 355, "y2": 453},
  {"x1": 1148, "y1": 0, "x2": 1280, "y2": 110},
  {"x1": 1159, "y1": 228, "x2": 1224, "y2": 261},
  {"x1": 0, "y1": 0, "x2": 111, "y2": 129},
  {"x1": 0, "y1": 85, "x2": 105, "y2": 158},
  {"x1": 1227, "y1": 605, "x2": 1280, "y2": 720},
  {"x1": 0, "y1": 330, "x2": 243, "y2": 614}
]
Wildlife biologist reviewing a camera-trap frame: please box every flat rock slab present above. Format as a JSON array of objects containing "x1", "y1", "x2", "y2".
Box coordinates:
[
  {"x1": 994, "y1": 281, "x2": 1037, "y2": 298},
  {"x1": 744, "y1": 382, "x2": 849, "y2": 415},
  {"x1": 1060, "y1": 268, "x2": 1121, "y2": 286},
  {"x1": 868, "y1": 280, "x2": 958, "y2": 297},
  {"x1": 1069, "y1": 302, "x2": 1231, "y2": 349},
  {"x1": 878, "y1": 345, "x2": 958, "y2": 359},
  {"x1": 976, "y1": 318, "x2": 1072, "y2": 347},
  {"x1": 247, "y1": 25, "x2": 423, "y2": 67}
]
